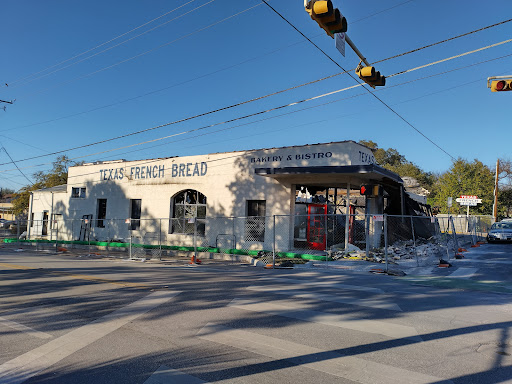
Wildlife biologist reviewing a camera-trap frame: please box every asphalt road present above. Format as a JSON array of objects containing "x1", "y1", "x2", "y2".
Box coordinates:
[{"x1": 0, "y1": 243, "x2": 511, "y2": 384}]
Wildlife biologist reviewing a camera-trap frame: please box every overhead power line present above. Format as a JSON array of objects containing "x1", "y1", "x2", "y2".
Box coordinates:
[
  {"x1": 16, "y1": 3, "x2": 262, "y2": 100},
  {"x1": 260, "y1": 0, "x2": 457, "y2": 160},
  {"x1": 5, "y1": 14, "x2": 510, "y2": 135},
  {"x1": 4, "y1": 0, "x2": 202, "y2": 88},
  {"x1": 2, "y1": 52, "x2": 509, "y2": 179},
  {"x1": 374, "y1": 17, "x2": 512, "y2": 65},
  {"x1": 0, "y1": 42, "x2": 509, "y2": 170},
  {"x1": 0, "y1": 147, "x2": 32, "y2": 184}
]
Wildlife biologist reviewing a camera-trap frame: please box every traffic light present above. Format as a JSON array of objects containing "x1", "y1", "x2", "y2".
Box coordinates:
[
  {"x1": 360, "y1": 185, "x2": 382, "y2": 196},
  {"x1": 491, "y1": 79, "x2": 512, "y2": 92},
  {"x1": 305, "y1": 0, "x2": 347, "y2": 38},
  {"x1": 356, "y1": 65, "x2": 386, "y2": 88}
]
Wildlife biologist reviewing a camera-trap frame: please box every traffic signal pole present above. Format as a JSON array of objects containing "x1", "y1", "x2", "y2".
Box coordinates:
[
  {"x1": 344, "y1": 34, "x2": 370, "y2": 66},
  {"x1": 494, "y1": 159, "x2": 499, "y2": 222}
]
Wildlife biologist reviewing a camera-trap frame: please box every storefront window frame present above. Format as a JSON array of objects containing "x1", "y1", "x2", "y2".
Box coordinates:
[{"x1": 170, "y1": 190, "x2": 206, "y2": 236}]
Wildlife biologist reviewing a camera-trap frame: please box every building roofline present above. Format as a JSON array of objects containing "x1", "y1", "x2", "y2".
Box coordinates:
[
  {"x1": 31, "y1": 184, "x2": 67, "y2": 193},
  {"x1": 71, "y1": 140, "x2": 370, "y2": 168}
]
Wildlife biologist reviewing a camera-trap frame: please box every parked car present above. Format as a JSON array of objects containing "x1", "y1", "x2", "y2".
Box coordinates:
[
  {"x1": 487, "y1": 221, "x2": 512, "y2": 242},
  {"x1": 0, "y1": 219, "x2": 15, "y2": 229}
]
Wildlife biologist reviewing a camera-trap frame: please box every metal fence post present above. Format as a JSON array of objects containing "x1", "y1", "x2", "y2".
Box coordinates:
[
  {"x1": 159, "y1": 218, "x2": 162, "y2": 260},
  {"x1": 365, "y1": 214, "x2": 370, "y2": 258},
  {"x1": 384, "y1": 214, "x2": 389, "y2": 273},
  {"x1": 410, "y1": 216, "x2": 419, "y2": 267},
  {"x1": 16, "y1": 217, "x2": 20, "y2": 247},
  {"x1": 324, "y1": 212, "x2": 328, "y2": 266},
  {"x1": 129, "y1": 231, "x2": 133, "y2": 259},
  {"x1": 88, "y1": 220, "x2": 91, "y2": 256},
  {"x1": 106, "y1": 221, "x2": 110, "y2": 257},
  {"x1": 55, "y1": 222, "x2": 59, "y2": 253},
  {"x1": 273, "y1": 215, "x2": 276, "y2": 269},
  {"x1": 194, "y1": 218, "x2": 197, "y2": 262}
]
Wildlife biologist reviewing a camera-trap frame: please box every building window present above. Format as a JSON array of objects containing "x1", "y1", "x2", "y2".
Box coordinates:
[
  {"x1": 130, "y1": 199, "x2": 141, "y2": 230},
  {"x1": 245, "y1": 200, "x2": 266, "y2": 242},
  {"x1": 72, "y1": 187, "x2": 86, "y2": 198},
  {"x1": 96, "y1": 199, "x2": 107, "y2": 228},
  {"x1": 170, "y1": 190, "x2": 206, "y2": 236}
]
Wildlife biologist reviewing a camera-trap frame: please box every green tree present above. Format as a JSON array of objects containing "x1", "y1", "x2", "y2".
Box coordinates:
[
  {"x1": 358, "y1": 140, "x2": 436, "y2": 190},
  {"x1": 497, "y1": 158, "x2": 512, "y2": 217},
  {"x1": 430, "y1": 158, "x2": 494, "y2": 215},
  {"x1": 498, "y1": 187, "x2": 512, "y2": 218},
  {"x1": 0, "y1": 188, "x2": 15, "y2": 198},
  {"x1": 12, "y1": 156, "x2": 79, "y2": 215}
]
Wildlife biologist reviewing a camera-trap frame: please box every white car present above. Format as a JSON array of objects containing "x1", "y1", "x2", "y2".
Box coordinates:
[{"x1": 487, "y1": 221, "x2": 512, "y2": 242}]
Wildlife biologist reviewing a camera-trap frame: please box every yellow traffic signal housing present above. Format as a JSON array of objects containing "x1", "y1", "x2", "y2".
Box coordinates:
[
  {"x1": 356, "y1": 66, "x2": 386, "y2": 88},
  {"x1": 305, "y1": 0, "x2": 347, "y2": 38},
  {"x1": 491, "y1": 79, "x2": 512, "y2": 92}
]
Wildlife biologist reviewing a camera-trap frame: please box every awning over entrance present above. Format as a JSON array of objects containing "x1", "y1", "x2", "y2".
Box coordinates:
[{"x1": 254, "y1": 164, "x2": 403, "y2": 188}]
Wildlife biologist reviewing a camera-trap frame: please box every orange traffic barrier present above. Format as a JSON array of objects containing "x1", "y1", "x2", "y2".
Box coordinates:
[
  {"x1": 438, "y1": 259, "x2": 452, "y2": 268},
  {"x1": 458, "y1": 248, "x2": 467, "y2": 252},
  {"x1": 189, "y1": 255, "x2": 202, "y2": 264},
  {"x1": 471, "y1": 244, "x2": 480, "y2": 248}
]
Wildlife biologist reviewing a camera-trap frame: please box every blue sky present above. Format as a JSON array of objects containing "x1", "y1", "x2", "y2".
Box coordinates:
[{"x1": 1, "y1": 0, "x2": 511, "y2": 190}]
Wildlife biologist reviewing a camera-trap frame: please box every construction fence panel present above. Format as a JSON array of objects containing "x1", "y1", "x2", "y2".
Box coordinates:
[{"x1": 4, "y1": 214, "x2": 498, "y2": 267}]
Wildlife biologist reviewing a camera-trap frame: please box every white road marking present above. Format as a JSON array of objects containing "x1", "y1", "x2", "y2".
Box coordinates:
[
  {"x1": 0, "y1": 316, "x2": 52, "y2": 340},
  {"x1": 407, "y1": 267, "x2": 435, "y2": 276},
  {"x1": 449, "y1": 267, "x2": 478, "y2": 278},
  {"x1": 457, "y1": 259, "x2": 512, "y2": 265},
  {"x1": 246, "y1": 285, "x2": 402, "y2": 311},
  {"x1": 0, "y1": 290, "x2": 181, "y2": 384},
  {"x1": 198, "y1": 324, "x2": 451, "y2": 384},
  {"x1": 144, "y1": 365, "x2": 207, "y2": 384},
  {"x1": 257, "y1": 276, "x2": 385, "y2": 293},
  {"x1": 229, "y1": 298, "x2": 421, "y2": 340}
]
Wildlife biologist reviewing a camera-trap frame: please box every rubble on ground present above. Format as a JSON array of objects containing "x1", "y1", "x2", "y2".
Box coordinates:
[{"x1": 328, "y1": 238, "x2": 444, "y2": 265}]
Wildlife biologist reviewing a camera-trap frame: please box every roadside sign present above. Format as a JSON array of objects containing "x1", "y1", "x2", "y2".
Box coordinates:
[
  {"x1": 456, "y1": 195, "x2": 482, "y2": 206},
  {"x1": 335, "y1": 32, "x2": 345, "y2": 57},
  {"x1": 372, "y1": 214, "x2": 384, "y2": 222}
]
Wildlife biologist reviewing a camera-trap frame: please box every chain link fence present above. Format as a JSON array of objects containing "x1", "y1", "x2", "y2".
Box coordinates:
[{"x1": 1, "y1": 214, "x2": 495, "y2": 269}]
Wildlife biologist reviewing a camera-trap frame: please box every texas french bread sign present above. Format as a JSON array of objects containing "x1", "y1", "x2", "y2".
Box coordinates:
[{"x1": 455, "y1": 195, "x2": 482, "y2": 206}]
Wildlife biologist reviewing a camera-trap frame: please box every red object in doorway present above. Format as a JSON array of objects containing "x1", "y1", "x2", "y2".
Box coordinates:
[
  {"x1": 348, "y1": 205, "x2": 355, "y2": 244},
  {"x1": 307, "y1": 204, "x2": 327, "y2": 251}
]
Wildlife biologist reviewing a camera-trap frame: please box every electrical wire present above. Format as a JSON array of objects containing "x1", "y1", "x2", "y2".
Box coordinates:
[
  {"x1": 260, "y1": 0, "x2": 457, "y2": 159},
  {"x1": 4, "y1": 0, "x2": 201, "y2": 88},
  {"x1": 374, "y1": 17, "x2": 512, "y2": 65},
  {"x1": 3, "y1": 51, "x2": 510, "y2": 178},
  {"x1": 4, "y1": 13, "x2": 509, "y2": 135},
  {"x1": 0, "y1": 147, "x2": 32, "y2": 184},
  {"x1": 0, "y1": 38, "x2": 509, "y2": 168},
  {"x1": 16, "y1": 3, "x2": 263, "y2": 100},
  {"x1": 8, "y1": 1, "x2": 216, "y2": 89}
]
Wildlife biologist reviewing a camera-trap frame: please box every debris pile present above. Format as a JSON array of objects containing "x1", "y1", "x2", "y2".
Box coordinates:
[{"x1": 328, "y1": 238, "x2": 444, "y2": 265}]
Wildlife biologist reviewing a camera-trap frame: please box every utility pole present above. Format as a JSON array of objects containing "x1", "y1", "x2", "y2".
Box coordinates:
[{"x1": 494, "y1": 159, "x2": 500, "y2": 222}]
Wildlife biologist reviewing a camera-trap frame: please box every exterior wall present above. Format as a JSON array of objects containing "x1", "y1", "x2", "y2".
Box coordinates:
[
  {"x1": 29, "y1": 190, "x2": 68, "y2": 238},
  {"x1": 0, "y1": 202, "x2": 15, "y2": 220},
  {"x1": 29, "y1": 141, "x2": 376, "y2": 249}
]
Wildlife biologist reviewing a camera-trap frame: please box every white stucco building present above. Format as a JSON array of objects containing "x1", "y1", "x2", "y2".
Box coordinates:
[{"x1": 28, "y1": 141, "x2": 404, "y2": 254}]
